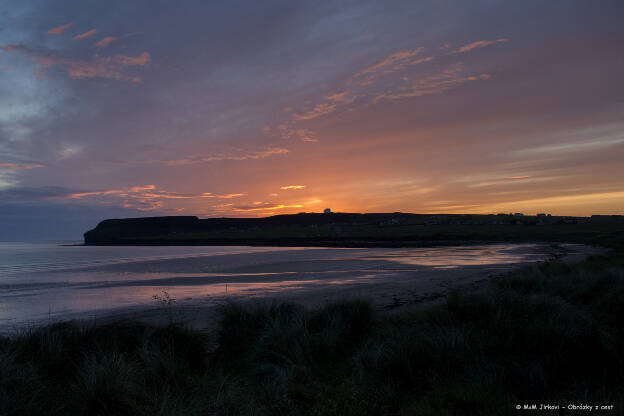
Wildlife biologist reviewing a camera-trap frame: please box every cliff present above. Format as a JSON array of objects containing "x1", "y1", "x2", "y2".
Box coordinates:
[{"x1": 81, "y1": 213, "x2": 611, "y2": 246}]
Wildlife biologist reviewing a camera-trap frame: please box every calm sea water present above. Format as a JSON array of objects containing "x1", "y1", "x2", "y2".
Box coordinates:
[{"x1": 0, "y1": 242, "x2": 551, "y2": 330}]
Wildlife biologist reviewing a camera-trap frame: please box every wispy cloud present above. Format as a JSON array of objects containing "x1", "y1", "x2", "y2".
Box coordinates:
[
  {"x1": 101, "y1": 52, "x2": 150, "y2": 66},
  {"x1": 129, "y1": 147, "x2": 289, "y2": 166},
  {"x1": 280, "y1": 185, "x2": 306, "y2": 190},
  {"x1": 468, "y1": 191, "x2": 624, "y2": 215},
  {"x1": 276, "y1": 38, "x2": 508, "y2": 137},
  {"x1": 452, "y1": 38, "x2": 509, "y2": 54},
  {"x1": 46, "y1": 22, "x2": 73, "y2": 35},
  {"x1": 94, "y1": 36, "x2": 119, "y2": 48},
  {"x1": 73, "y1": 29, "x2": 97, "y2": 40},
  {"x1": 1, "y1": 45, "x2": 151, "y2": 83},
  {"x1": 0, "y1": 162, "x2": 45, "y2": 170},
  {"x1": 355, "y1": 46, "x2": 425, "y2": 78},
  {"x1": 49, "y1": 185, "x2": 245, "y2": 211},
  {"x1": 515, "y1": 136, "x2": 624, "y2": 155},
  {"x1": 270, "y1": 126, "x2": 319, "y2": 142},
  {"x1": 374, "y1": 63, "x2": 491, "y2": 102},
  {"x1": 293, "y1": 102, "x2": 338, "y2": 121},
  {"x1": 233, "y1": 203, "x2": 304, "y2": 212},
  {"x1": 217, "y1": 193, "x2": 246, "y2": 199}
]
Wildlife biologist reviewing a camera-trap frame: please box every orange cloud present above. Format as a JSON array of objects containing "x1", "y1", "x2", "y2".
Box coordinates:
[
  {"x1": 280, "y1": 185, "x2": 306, "y2": 190},
  {"x1": 465, "y1": 191, "x2": 624, "y2": 216},
  {"x1": 73, "y1": 29, "x2": 97, "y2": 40},
  {"x1": 217, "y1": 193, "x2": 246, "y2": 199},
  {"x1": 46, "y1": 22, "x2": 73, "y2": 35},
  {"x1": 294, "y1": 102, "x2": 337, "y2": 121},
  {"x1": 453, "y1": 38, "x2": 509, "y2": 54},
  {"x1": 0, "y1": 162, "x2": 45, "y2": 170},
  {"x1": 233, "y1": 203, "x2": 304, "y2": 212},
  {"x1": 94, "y1": 36, "x2": 119, "y2": 48}
]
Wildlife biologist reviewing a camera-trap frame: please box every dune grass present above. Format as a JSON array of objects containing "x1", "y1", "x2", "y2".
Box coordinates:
[{"x1": 1, "y1": 254, "x2": 623, "y2": 415}]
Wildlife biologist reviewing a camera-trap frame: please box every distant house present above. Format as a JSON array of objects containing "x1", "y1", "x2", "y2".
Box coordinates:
[
  {"x1": 537, "y1": 213, "x2": 546, "y2": 217},
  {"x1": 514, "y1": 213, "x2": 524, "y2": 217},
  {"x1": 323, "y1": 208, "x2": 332, "y2": 214}
]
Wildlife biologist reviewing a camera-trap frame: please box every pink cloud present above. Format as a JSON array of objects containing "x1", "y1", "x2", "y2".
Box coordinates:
[
  {"x1": 73, "y1": 29, "x2": 97, "y2": 40},
  {"x1": 0, "y1": 44, "x2": 23, "y2": 51},
  {"x1": 293, "y1": 102, "x2": 337, "y2": 120},
  {"x1": 453, "y1": 38, "x2": 509, "y2": 54},
  {"x1": 46, "y1": 22, "x2": 73, "y2": 35},
  {"x1": 101, "y1": 51, "x2": 151, "y2": 66},
  {"x1": 375, "y1": 65, "x2": 491, "y2": 102},
  {"x1": 49, "y1": 184, "x2": 246, "y2": 211},
  {"x1": 355, "y1": 47, "x2": 424, "y2": 77},
  {"x1": 94, "y1": 36, "x2": 119, "y2": 48}
]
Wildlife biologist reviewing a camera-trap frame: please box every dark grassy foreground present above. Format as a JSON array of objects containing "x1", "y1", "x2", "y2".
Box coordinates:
[{"x1": 2, "y1": 255, "x2": 624, "y2": 415}]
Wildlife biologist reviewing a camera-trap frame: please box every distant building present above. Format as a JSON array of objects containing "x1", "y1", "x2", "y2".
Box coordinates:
[
  {"x1": 537, "y1": 213, "x2": 546, "y2": 217},
  {"x1": 514, "y1": 213, "x2": 524, "y2": 217},
  {"x1": 323, "y1": 208, "x2": 332, "y2": 214}
]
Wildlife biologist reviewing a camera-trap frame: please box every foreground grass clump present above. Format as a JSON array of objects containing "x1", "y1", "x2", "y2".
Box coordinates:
[{"x1": 1, "y1": 255, "x2": 624, "y2": 415}]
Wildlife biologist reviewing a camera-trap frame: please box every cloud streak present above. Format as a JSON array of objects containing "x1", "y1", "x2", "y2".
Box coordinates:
[
  {"x1": 73, "y1": 29, "x2": 97, "y2": 40},
  {"x1": 49, "y1": 185, "x2": 246, "y2": 211},
  {"x1": 233, "y1": 203, "x2": 304, "y2": 212},
  {"x1": 46, "y1": 22, "x2": 73, "y2": 35},
  {"x1": 374, "y1": 63, "x2": 491, "y2": 101},
  {"x1": 129, "y1": 147, "x2": 289, "y2": 166},
  {"x1": 94, "y1": 36, "x2": 119, "y2": 48},
  {"x1": 0, "y1": 162, "x2": 45, "y2": 170},
  {"x1": 280, "y1": 185, "x2": 306, "y2": 190},
  {"x1": 281, "y1": 38, "x2": 508, "y2": 133},
  {"x1": 452, "y1": 38, "x2": 509, "y2": 54}
]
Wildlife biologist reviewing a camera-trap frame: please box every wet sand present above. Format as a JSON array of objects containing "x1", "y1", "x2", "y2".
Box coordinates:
[{"x1": 50, "y1": 242, "x2": 606, "y2": 334}]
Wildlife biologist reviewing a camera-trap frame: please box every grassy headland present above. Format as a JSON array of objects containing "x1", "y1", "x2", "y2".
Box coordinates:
[{"x1": 83, "y1": 213, "x2": 624, "y2": 247}]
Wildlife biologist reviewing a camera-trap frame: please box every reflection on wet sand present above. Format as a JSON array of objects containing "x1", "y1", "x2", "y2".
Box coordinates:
[{"x1": 0, "y1": 243, "x2": 564, "y2": 330}]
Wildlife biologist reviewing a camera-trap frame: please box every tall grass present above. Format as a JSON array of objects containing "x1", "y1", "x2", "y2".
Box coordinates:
[{"x1": 1, "y1": 254, "x2": 623, "y2": 415}]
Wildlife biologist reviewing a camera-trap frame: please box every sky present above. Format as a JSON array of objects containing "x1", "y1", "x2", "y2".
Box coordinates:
[{"x1": 1, "y1": 0, "x2": 623, "y2": 239}]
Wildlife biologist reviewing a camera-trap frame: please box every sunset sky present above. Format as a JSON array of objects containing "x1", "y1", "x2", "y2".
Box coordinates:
[{"x1": 1, "y1": 1, "x2": 623, "y2": 239}]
